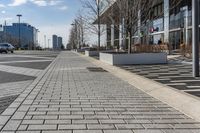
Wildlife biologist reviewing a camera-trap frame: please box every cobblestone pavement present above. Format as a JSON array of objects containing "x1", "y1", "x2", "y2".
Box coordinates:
[
  {"x1": 91, "y1": 54, "x2": 200, "y2": 98},
  {"x1": 0, "y1": 95, "x2": 19, "y2": 114},
  {"x1": 0, "y1": 51, "x2": 58, "y2": 118},
  {"x1": 0, "y1": 81, "x2": 33, "y2": 98},
  {"x1": 0, "y1": 51, "x2": 200, "y2": 132}
]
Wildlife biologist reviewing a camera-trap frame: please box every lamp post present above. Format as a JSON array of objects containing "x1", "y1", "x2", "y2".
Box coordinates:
[
  {"x1": 48, "y1": 39, "x2": 50, "y2": 50},
  {"x1": 44, "y1": 35, "x2": 46, "y2": 50},
  {"x1": 192, "y1": 0, "x2": 199, "y2": 77},
  {"x1": 4, "y1": 20, "x2": 7, "y2": 43},
  {"x1": 16, "y1": 14, "x2": 22, "y2": 49},
  {"x1": 36, "y1": 29, "x2": 40, "y2": 50}
]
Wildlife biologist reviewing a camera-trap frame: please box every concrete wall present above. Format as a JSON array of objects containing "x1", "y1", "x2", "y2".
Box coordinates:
[
  {"x1": 85, "y1": 50, "x2": 99, "y2": 57},
  {"x1": 100, "y1": 52, "x2": 167, "y2": 65}
]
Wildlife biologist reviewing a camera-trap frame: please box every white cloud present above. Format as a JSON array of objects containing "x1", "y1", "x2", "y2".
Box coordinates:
[
  {"x1": 4, "y1": 17, "x2": 13, "y2": 21},
  {"x1": 30, "y1": 0, "x2": 47, "y2": 6},
  {"x1": 1, "y1": 10, "x2": 6, "y2": 14},
  {"x1": 8, "y1": 0, "x2": 27, "y2": 6},
  {"x1": 0, "y1": 4, "x2": 6, "y2": 8},
  {"x1": 30, "y1": 0, "x2": 62, "y2": 7},
  {"x1": 49, "y1": 0, "x2": 62, "y2": 6},
  {"x1": 58, "y1": 6, "x2": 67, "y2": 11},
  {"x1": 8, "y1": 0, "x2": 63, "y2": 7}
]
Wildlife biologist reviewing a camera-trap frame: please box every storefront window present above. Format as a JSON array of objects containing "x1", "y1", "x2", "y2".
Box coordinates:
[
  {"x1": 169, "y1": 31, "x2": 181, "y2": 49},
  {"x1": 153, "y1": 34, "x2": 164, "y2": 44},
  {"x1": 170, "y1": 0, "x2": 192, "y2": 29},
  {"x1": 153, "y1": 18, "x2": 164, "y2": 32}
]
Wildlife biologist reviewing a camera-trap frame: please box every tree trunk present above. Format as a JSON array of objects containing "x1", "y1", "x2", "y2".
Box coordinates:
[
  {"x1": 128, "y1": 31, "x2": 132, "y2": 54},
  {"x1": 97, "y1": 0, "x2": 100, "y2": 51}
]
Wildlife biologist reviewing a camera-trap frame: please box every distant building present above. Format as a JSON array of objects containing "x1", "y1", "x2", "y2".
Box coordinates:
[
  {"x1": 52, "y1": 35, "x2": 58, "y2": 49},
  {"x1": 58, "y1": 37, "x2": 63, "y2": 49},
  {"x1": 52, "y1": 35, "x2": 63, "y2": 50},
  {"x1": 1, "y1": 23, "x2": 38, "y2": 49}
]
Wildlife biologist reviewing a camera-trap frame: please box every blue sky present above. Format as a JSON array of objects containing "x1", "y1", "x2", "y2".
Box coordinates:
[{"x1": 0, "y1": 0, "x2": 83, "y2": 47}]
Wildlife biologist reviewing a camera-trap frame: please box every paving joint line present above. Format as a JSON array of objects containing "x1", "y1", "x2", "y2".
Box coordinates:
[
  {"x1": 74, "y1": 51, "x2": 200, "y2": 122},
  {"x1": 0, "y1": 54, "x2": 58, "y2": 131}
]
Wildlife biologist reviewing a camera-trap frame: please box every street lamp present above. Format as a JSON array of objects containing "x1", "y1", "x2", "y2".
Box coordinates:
[
  {"x1": 16, "y1": 14, "x2": 22, "y2": 49},
  {"x1": 44, "y1": 35, "x2": 46, "y2": 50},
  {"x1": 192, "y1": 0, "x2": 199, "y2": 77},
  {"x1": 36, "y1": 29, "x2": 40, "y2": 50},
  {"x1": 48, "y1": 39, "x2": 50, "y2": 50}
]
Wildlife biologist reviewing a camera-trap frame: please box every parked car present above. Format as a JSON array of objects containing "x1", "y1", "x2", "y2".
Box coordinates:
[{"x1": 0, "y1": 43, "x2": 15, "y2": 54}]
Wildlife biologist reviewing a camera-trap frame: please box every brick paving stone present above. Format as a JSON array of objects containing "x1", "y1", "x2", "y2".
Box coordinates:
[
  {"x1": 99, "y1": 120, "x2": 126, "y2": 124},
  {"x1": 0, "y1": 51, "x2": 200, "y2": 132},
  {"x1": 28, "y1": 124, "x2": 57, "y2": 130},
  {"x1": 104, "y1": 130, "x2": 134, "y2": 133},
  {"x1": 58, "y1": 124, "x2": 86, "y2": 130},
  {"x1": 72, "y1": 120, "x2": 99, "y2": 124},
  {"x1": 163, "y1": 129, "x2": 200, "y2": 133},
  {"x1": 45, "y1": 120, "x2": 71, "y2": 124},
  {"x1": 16, "y1": 131, "x2": 40, "y2": 133},
  {"x1": 12, "y1": 111, "x2": 26, "y2": 120},
  {"x1": 115, "y1": 124, "x2": 144, "y2": 129},
  {"x1": 1, "y1": 108, "x2": 16, "y2": 115},
  {"x1": 3, "y1": 120, "x2": 21, "y2": 131},
  {"x1": 42, "y1": 131, "x2": 72, "y2": 133},
  {"x1": 133, "y1": 130, "x2": 163, "y2": 133},
  {"x1": 87, "y1": 124, "x2": 115, "y2": 130},
  {"x1": 73, "y1": 130, "x2": 103, "y2": 133},
  {"x1": 18, "y1": 125, "x2": 28, "y2": 130},
  {"x1": 22, "y1": 120, "x2": 44, "y2": 125},
  {"x1": 142, "y1": 124, "x2": 173, "y2": 129},
  {"x1": 0, "y1": 115, "x2": 10, "y2": 125}
]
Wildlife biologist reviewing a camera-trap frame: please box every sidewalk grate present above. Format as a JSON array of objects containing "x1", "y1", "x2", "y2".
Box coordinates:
[{"x1": 87, "y1": 67, "x2": 107, "y2": 72}]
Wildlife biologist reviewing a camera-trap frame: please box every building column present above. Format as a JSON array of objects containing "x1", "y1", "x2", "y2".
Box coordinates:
[
  {"x1": 138, "y1": 10, "x2": 141, "y2": 44},
  {"x1": 119, "y1": 24, "x2": 122, "y2": 49},
  {"x1": 164, "y1": 0, "x2": 169, "y2": 43},
  {"x1": 111, "y1": 24, "x2": 115, "y2": 46},
  {"x1": 106, "y1": 25, "x2": 111, "y2": 48},
  {"x1": 185, "y1": 6, "x2": 189, "y2": 45}
]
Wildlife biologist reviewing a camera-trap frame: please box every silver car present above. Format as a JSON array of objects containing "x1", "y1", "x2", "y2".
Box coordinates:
[{"x1": 0, "y1": 43, "x2": 15, "y2": 53}]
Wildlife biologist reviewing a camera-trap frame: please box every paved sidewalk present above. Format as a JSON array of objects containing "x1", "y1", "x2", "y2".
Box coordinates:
[{"x1": 0, "y1": 51, "x2": 200, "y2": 133}]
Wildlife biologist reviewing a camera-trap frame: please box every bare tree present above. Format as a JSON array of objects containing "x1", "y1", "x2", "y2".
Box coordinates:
[
  {"x1": 75, "y1": 11, "x2": 88, "y2": 48},
  {"x1": 68, "y1": 26, "x2": 77, "y2": 49},
  {"x1": 80, "y1": 0, "x2": 107, "y2": 51},
  {"x1": 105, "y1": 0, "x2": 182, "y2": 53}
]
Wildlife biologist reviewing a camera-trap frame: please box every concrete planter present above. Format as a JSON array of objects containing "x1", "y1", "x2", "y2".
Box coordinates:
[
  {"x1": 76, "y1": 49, "x2": 85, "y2": 52},
  {"x1": 85, "y1": 50, "x2": 116, "y2": 57},
  {"x1": 85, "y1": 50, "x2": 99, "y2": 57},
  {"x1": 100, "y1": 52, "x2": 167, "y2": 65}
]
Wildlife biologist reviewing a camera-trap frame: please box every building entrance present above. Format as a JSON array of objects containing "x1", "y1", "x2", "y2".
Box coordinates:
[{"x1": 169, "y1": 31, "x2": 181, "y2": 50}]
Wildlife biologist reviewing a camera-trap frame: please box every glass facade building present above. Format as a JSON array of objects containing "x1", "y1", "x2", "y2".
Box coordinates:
[
  {"x1": 101, "y1": 0, "x2": 198, "y2": 50},
  {"x1": 52, "y1": 35, "x2": 58, "y2": 50},
  {"x1": 52, "y1": 35, "x2": 63, "y2": 50},
  {"x1": 2, "y1": 23, "x2": 37, "y2": 49}
]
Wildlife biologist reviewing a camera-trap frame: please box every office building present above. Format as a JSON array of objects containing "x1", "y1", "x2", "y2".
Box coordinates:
[
  {"x1": 99, "y1": 0, "x2": 197, "y2": 51},
  {"x1": 58, "y1": 37, "x2": 63, "y2": 49},
  {"x1": 52, "y1": 35, "x2": 58, "y2": 49},
  {"x1": 1, "y1": 23, "x2": 38, "y2": 49}
]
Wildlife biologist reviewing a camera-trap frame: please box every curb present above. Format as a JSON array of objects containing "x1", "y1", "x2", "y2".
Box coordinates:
[{"x1": 76, "y1": 52, "x2": 200, "y2": 122}]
